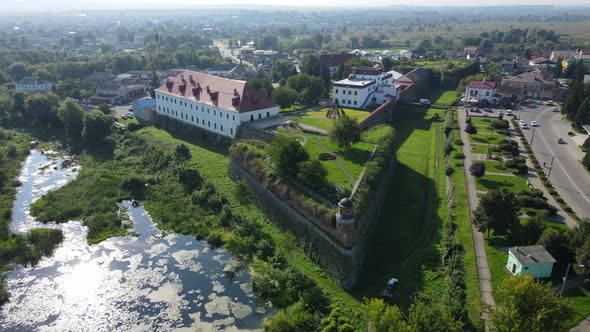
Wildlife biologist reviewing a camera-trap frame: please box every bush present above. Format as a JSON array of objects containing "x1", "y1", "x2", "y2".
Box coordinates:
[
  {"x1": 317, "y1": 152, "x2": 336, "y2": 161},
  {"x1": 491, "y1": 119, "x2": 510, "y2": 130},
  {"x1": 453, "y1": 152, "x2": 465, "y2": 160},
  {"x1": 464, "y1": 123, "x2": 477, "y2": 134},
  {"x1": 6, "y1": 143, "x2": 17, "y2": 157},
  {"x1": 455, "y1": 139, "x2": 464, "y2": 146},
  {"x1": 548, "y1": 189, "x2": 557, "y2": 196},
  {"x1": 446, "y1": 166, "x2": 455, "y2": 176},
  {"x1": 206, "y1": 231, "x2": 224, "y2": 248}
]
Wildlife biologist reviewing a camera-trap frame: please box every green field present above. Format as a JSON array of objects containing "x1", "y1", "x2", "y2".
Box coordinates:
[
  {"x1": 426, "y1": 88, "x2": 459, "y2": 106},
  {"x1": 481, "y1": 160, "x2": 510, "y2": 173},
  {"x1": 352, "y1": 106, "x2": 446, "y2": 308},
  {"x1": 290, "y1": 108, "x2": 371, "y2": 131},
  {"x1": 470, "y1": 143, "x2": 498, "y2": 155},
  {"x1": 474, "y1": 174, "x2": 529, "y2": 192}
]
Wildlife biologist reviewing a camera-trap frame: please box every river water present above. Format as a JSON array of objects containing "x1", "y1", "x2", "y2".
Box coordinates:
[{"x1": 1, "y1": 151, "x2": 268, "y2": 331}]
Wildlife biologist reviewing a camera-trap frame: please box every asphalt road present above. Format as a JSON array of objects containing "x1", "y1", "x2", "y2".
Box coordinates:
[
  {"x1": 213, "y1": 40, "x2": 254, "y2": 69},
  {"x1": 516, "y1": 103, "x2": 590, "y2": 219}
]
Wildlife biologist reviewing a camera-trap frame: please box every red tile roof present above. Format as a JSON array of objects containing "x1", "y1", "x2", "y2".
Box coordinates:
[
  {"x1": 319, "y1": 53, "x2": 353, "y2": 67},
  {"x1": 156, "y1": 70, "x2": 277, "y2": 113},
  {"x1": 468, "y1": 80, "x2": 496, "y2": 89}
]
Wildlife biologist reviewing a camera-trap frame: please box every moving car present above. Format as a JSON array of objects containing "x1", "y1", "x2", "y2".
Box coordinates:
[
  {"x1": 547, "y1": 100, "x2": 554, "y2": 106},
  {"x1": 380, "y1": 278, "x2": 399, "y2": 299},
  {"x1": 520, "y1": 123, "x2": 528, "y2": 129},
  {"x1": 506, "y1": 110, "x2": 513, "y2": 116},
  {"x1": 531, "y1": 120, "x2": 538, "y2": 127},
  {"x1": 557, "y1": 137, "x2": 565, "y2": 144},
  {"x1": 419, "y1": 99, "x2": 431, "y2": 106}
]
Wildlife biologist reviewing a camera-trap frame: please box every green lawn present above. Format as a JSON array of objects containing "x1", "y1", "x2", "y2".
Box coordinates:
[
  {"x1": 470, "y1": 143, "x2": 499, "y2": 155},
  {"x1": 352, "y1": 106, "x2": 446, "y2": 308},
  {"x1": 481, "y1": 160, "x2": 510, "y2": 173},
  {"x1": 279, "y1": 103, "x2": 308, "y2": 113},
  {"x1": 469, "y1": 132, "x2": 506, "y2": 145},
  {"x1": 435, "y1": 90, "x2": 458, "y2": 106},
  {"x1": 290, "y1": 108, "x2": 371, "y2": 131},
  {"x1": 474, "y1": 174, "x2": 529, "y2": 192},
  {"x1": 362, "y1": 124, "x2": 392, "y2": 144}
]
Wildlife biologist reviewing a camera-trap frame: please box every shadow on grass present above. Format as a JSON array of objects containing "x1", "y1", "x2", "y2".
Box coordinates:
[
  {"x1": 338, "y1": 146, "x2": 372, "y2": 167},
  {"x1": 351, "y1": 161, "x2": 441, "y2": 307}
]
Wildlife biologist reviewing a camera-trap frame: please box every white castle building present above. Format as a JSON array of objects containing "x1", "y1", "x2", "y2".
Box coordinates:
[
  {"x1": 155, "y1": 70, "x2": 279, "y2": 138},
  {"x1": 332, "y1": 66, "x2": 402, "y2": 109}
]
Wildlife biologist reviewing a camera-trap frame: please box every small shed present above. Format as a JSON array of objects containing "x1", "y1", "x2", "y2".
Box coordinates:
[{"x1": 506, "y1": 245, "x2": 556, "y2": 279}]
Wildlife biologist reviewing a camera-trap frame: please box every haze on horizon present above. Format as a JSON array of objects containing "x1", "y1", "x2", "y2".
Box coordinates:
[{"x1": 2, "y1": 0, "x2": 590, "y2": 13}]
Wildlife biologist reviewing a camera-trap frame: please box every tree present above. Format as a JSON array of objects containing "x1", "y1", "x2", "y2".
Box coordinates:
[
  {"x1": 484, "y1": 63, "x2": 501, "y2": 82},
  {"x1": 270, "y1": 60, "x2": 295, "y2": 82},
  {"x1": 364, "y1": 299, "x2": 413, "y2": 332},
  {"x1": 490, "y1": 275, "x2": 574, "y2": 332},
  {"x1": 268, "y1": 135, "x2": 309, "y2": 177},
  {"x1": 573, "y1": 98, "x2": 590, "y2": 130},
  {"x1": 148, "y1": 70, "x2": 160, "y2": 98},
  {"x1": 11, "y1": 91, "x2": 26, "y2": 120},
  {"x1": 97, "y1": 104, "x2": 112, "y2": 115},
  {"x1": 554, "y1": 57, "x2": 563, "y2": 78},
  {"x1": 473, "y1": 189, "x2": 519, "y2": 236},
  {"x1": 575, "y1": 238, "x2": 590, "y2": 280},
  {"x1": 249, "y1": 78, "x2": 274, "y2": 97},
  {"x1": 7, "y1": 62, "x2": 28, "y2": 80},
  {"x1": 300, "y1": 53, "x2": 322, "y2": 77},
  {"x1": 336, "y1": 64, "x2": 345, "y2": 80},
  {"x1": 381, "y1": 57, "x2": 394, "y2": 72},
  {"x1": 297, "y1": 159, "x2": 328, "y2": 191},
  {"x1": 464, "y1": 123, "x2": 477, "y2": 134},
  {"x1": 469, "y1": 161, "x2": 486, "y2": 179},
  {"x1": 173, "y1": 143, "x2": 192, "y2": 170},
  {"x1": 584, "y1": 150, "x2": 590, "y2": 171},
  {"x1": 537, "y1": 228, "x2": 574, "y2": 263},
  {"x1": 57, "y1": 98, "x2": 84, "y2": 145},
  {"x1": 286, "y1": 74, "x2": 325, "y2": 105},
  {"x1": 82, "y1": 110, "x2": 113, "y2": 147},
  {"x1": 343, "y1": 58, "x2": 372, "y2": 77},
  {"x1": 271, "y1": 87, "x2": 298, "y2": 109},
  {"x1": 329, "y1": 115, "x2": 361, "y2": 149},
  {"x1": 24, "y1": 93, "x2": 61, "y2": 130}
]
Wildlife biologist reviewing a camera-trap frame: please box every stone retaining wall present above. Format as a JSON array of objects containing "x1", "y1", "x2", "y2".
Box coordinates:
[{"x1": 229, "y1": 153, "x2": 397, "y2": 289}]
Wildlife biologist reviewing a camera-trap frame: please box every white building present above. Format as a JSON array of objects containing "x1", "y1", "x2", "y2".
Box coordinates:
[
  {"x1": 155, "y1": 70, "x2": 279, "y2": 138},
  {"x1": 15, "y1": 77, "x2": 52, "y2": 92},
  {"x1": 464, "y1": 80, "x2": 497, "y2": 105},
  {"x1": 331, "y1": 66, "x2": 401, "y2": 109}
]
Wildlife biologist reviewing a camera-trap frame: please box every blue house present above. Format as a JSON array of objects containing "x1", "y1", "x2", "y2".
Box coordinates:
[
  {"x1": 507, "y1": 245, "x2": 556, "y2": 279},
  {"x1": 132, "y1": 97, "x2": 156, "y2": 122}
]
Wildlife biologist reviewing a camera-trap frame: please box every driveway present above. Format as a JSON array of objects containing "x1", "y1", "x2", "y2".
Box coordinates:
[{"x1": 515, "y1": 103, "x2": 590, "y2": 219}]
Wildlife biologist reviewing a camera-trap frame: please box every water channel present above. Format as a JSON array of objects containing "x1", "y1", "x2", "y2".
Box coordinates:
[{"x1": 1, "y1": 150, "x2": 268, "y2": 331}]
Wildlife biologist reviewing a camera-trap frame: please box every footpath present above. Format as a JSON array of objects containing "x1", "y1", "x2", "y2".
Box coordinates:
[{"x1": 456, "y1": 109, "x2": 496, "y2": 320}]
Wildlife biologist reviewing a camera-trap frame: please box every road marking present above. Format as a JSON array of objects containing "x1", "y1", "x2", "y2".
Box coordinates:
[{"x1": 535, "y1": 128, "x2": 590, "y2": 205}]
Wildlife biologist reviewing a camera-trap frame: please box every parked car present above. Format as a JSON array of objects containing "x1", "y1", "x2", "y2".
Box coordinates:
[
  {"x1": 126, "y1": 113, "x2": 135, "y2": 119},
  {"x1": 121, "y1": 114, "x2": 129, "y2": 120},
  {"x1": 547, "y1": 100, "x2": 554, "y2": 106},
  {"x1": 557, "y1": 137, "x2": 565, "y2": 144},
  {"x1": 419, "y1": 99, "x2": 431, "y2": 106},
  {"x1": 380, "y1": 278, "x2": 399, "y2": 299},
  {"x1": 506, "y1": 110, "x2": 513, "y2": 116},
  {"x1": 531, "y1": 121, "x2": 538, "y2": 127},
  {"x1": 471, "y1": 108, "x2": 481, "y2": 113},
  {"x1": 552, "y1": 108, "x2": 560, "y2": 112}
]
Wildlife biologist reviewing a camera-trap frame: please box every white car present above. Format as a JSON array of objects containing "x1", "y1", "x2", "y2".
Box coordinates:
[
  {"x1": 531, "y1": 121, "x2": 538, "y2": 127},
  {"x1": 506, "y1": 110, "x2": 513, "y2": 116},
  {"x1": 557, "y1": 137, "x2": 565, "y2": 144},
  {"x1": 520, "y1": 123, "x2": 528, "y2": 129}
]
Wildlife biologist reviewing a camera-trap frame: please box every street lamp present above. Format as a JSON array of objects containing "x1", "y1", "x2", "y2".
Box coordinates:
[{"x1": 561, "y1": 263, "x2": 584, "y2": 296}]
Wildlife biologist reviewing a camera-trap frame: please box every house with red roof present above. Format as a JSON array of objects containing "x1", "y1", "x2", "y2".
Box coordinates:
[
  {"x1": 155, "y1": 70, "x2": 279, "y2": 138},
  {"x1": 464, "y1": 80, "x2": 497, "y2": 105}
]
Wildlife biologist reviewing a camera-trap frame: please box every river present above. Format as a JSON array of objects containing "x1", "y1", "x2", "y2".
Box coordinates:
[{"x1": 1, "y1": 150, "x2": 269, "y2": 331}]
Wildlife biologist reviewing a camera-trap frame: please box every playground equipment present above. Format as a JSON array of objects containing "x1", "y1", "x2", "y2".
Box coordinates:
[{"x1": 325, "y1": 107, "x2": 347, "y2": 119}]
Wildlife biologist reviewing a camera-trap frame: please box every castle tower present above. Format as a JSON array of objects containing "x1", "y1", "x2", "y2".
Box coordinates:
[{"x1": 336, "y1": 197, "x2": 355, "y2": 249}]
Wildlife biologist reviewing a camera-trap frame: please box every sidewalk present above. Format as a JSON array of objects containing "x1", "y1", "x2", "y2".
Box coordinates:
[{"x1": 457, "y1": 109, "x2": 496, "y2": 320}]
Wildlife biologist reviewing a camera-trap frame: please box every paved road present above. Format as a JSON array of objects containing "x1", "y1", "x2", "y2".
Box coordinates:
[
  {"x1": 516, "y1": 103, "x2": 590, "y2": 220},
  {"x1": 213, "y1": 40, "x2": 254, "y2": 70}
]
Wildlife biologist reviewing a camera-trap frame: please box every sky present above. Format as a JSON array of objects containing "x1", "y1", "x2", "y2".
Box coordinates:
[{"x1": 2, "y1": 0, "x2": 590, "y2": 12}]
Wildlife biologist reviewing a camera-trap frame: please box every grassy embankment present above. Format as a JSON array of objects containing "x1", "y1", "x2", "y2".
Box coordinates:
[
  {"x1": 0, "y1": 129, "x2": 64, "y2": 304},
  {"x1": 352, "y1": 106, "x2": 449, "y2": 308}
]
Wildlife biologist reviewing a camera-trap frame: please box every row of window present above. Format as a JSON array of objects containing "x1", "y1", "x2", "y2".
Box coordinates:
[
  {"x1": 334, "y1": 89, "x2": 358, "y2": 96},
  {"x1": 469, "y1": 89, "x2": 491, "y2": 96},
  {"x1": 157, "y1": 94, "x2": 236, "y2": 121},
  {"x1": 159, "y1": 106, "x2": 233, "y2": 135},
  {"x1": 333, "y1": 99, "x2": 358, "y2": 106}
]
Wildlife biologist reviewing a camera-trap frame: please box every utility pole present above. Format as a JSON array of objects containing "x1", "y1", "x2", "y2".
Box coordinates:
[
  {"x1": 531, "y1": 128, "x2": 536, "y2": 145},
  {"x1": 547, "y1": 155, "x2": 555, "y2": 178}
]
